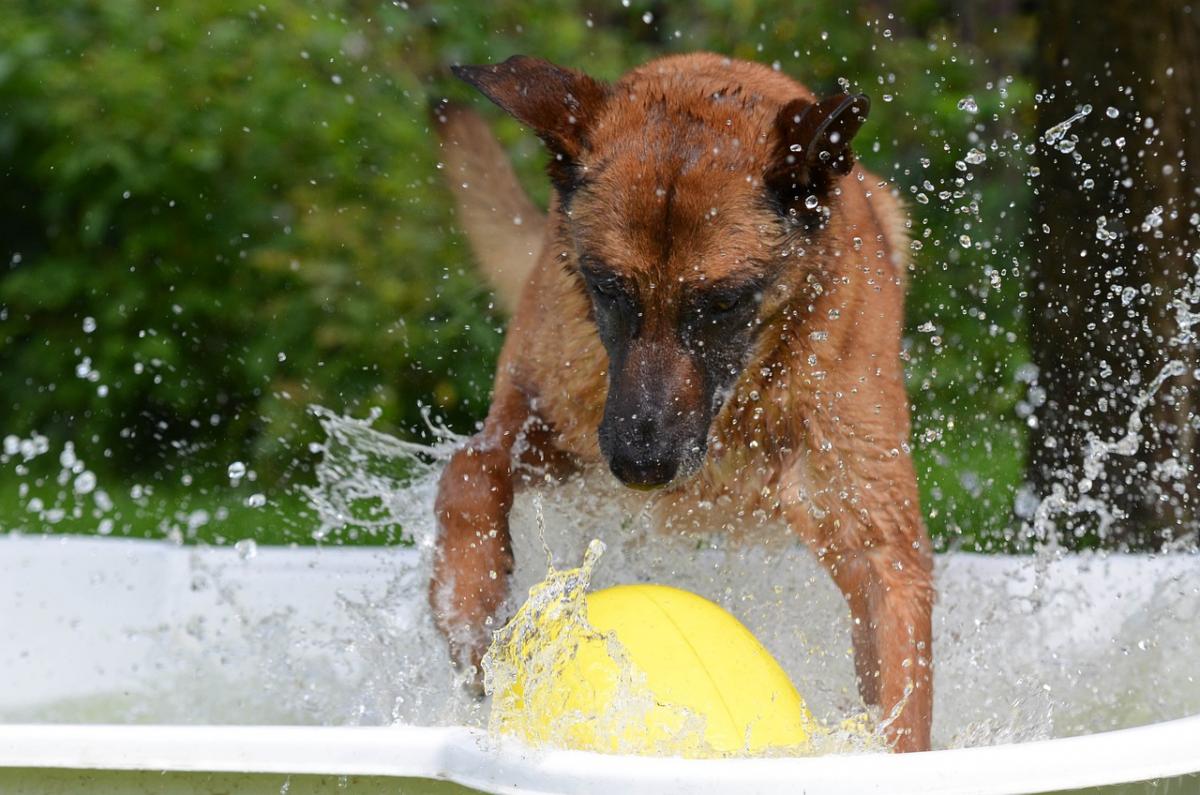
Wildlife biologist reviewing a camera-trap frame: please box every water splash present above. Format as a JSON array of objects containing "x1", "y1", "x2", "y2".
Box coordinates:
[
  {"x1": 4, "y1": 411, "x2": 1197, "y2": 751},
  {"x1": 1042, "y1": 104, "x2": 1092, "y2": 147},
  {"x1": 479, "y1": 513, "x2": 882, "y2": 757},
  {"x1": 303, "y1": 405, "x2": 458, "y2": 544},
  {"x1": 1025, "y1": 246, "x2": 1200, "y2": 563},
  {"x1": 480, "y1": 536, "x2": 713, "y2": 756}
]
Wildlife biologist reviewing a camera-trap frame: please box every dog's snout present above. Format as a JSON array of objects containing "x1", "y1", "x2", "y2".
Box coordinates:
[
  {"x1": 604, "y1": 412, "x2": 680, "y2": 488},
  {"x1": 629, "y1": 412, "x2": 658, "y2": 446},
  {"x1": 608, "y1": 449, "x2": 679, "y2": 490},
  {"x1": 598, "y1": 338, "x2": 710, "y2": 490}
]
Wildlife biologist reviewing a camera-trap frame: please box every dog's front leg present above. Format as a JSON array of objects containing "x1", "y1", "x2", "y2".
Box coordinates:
[
  {"x1": 783, "y1": 473, "x2": 934, "y2": 752},
  {"x1": 860, "y1": 540, "x2": 934, "y2": 752},
  {"x1": 429, "y1": 387, "x2": 530, "y2": 675},
  {"x1": 814, "y1": 536, "x2": 933, "y2": 752},
  {"x1": 817, "y1": 552, "x2": 881, "y2": 707}
]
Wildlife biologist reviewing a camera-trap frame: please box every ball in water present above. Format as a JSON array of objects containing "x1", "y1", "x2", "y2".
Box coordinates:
[{"x1": 522, "y1": 584, "x2": 815, "y2": 755}]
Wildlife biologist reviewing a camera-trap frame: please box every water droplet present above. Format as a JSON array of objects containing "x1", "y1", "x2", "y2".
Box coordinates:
[
  {"x1": 228, "y1": 461, "x2": 247, "y2": 482},
  {"x1": 1106, "y1": 106, "x2": 1120, "y2": 119},
  {"x1": 964, "y1": 148, "x2": 987, "y2": 165},
  {"x1": 60, "y1": 443, "x2": 78, "y2": 470},
  {"x1": 246, "y1": 492, "x2": 266, "y2": 508},
  {"x1": 74, "y1": 471, "x2": 97, "y2": 495},
  {"x1": 82, "y1": 317, "x2": 97, "y2": 334},
  {"x1": 959, "y1": 234, "x2": 972, "y2": 248},
  {"x1": 804, "y1": 195, "x2": 819, "y2": 209},
  {"x1": 234, "y1": 538, "x2": 258, "y2": 560},
  {"x1": 957, "y1": 97, "x2": 978, "y2": 113}
]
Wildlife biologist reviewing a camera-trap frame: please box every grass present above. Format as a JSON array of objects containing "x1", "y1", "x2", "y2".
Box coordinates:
[
  {"x1": 1, "y1": 389, "x2": 1025, "y2": 553},
  {"x1": 0, "y1": 440, "x2": 1022, "y2": 553},
  {"x1": 0, "y1": 475, "x2": 337, "y2": 547}
]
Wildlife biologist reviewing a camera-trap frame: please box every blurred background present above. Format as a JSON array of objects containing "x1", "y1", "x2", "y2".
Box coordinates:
[{"x1": 1, "y1": 1, "x2": 1196, "y2": 552}]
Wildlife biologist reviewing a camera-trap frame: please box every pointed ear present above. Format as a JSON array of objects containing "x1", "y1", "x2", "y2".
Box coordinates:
[
  {"x1": 452, "y1": 55, "x2": 609, "y2": 193},
  {"x1": 764, "y1": 93, "x2": 870, "y2": 217}
]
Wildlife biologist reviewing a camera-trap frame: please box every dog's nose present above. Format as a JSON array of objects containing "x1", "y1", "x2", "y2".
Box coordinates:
[{"x1": 608, "y1": 452, "x2": 678, "y2": 490}]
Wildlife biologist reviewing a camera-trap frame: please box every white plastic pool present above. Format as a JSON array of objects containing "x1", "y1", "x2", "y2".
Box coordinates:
[{"x1": 1, "y1": 535, "x2": 1198, "y2": 794}]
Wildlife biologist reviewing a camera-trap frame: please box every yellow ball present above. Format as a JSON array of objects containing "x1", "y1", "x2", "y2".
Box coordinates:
[{"x1": 522, "y1": 584, "x2": 815, "y2": 755}]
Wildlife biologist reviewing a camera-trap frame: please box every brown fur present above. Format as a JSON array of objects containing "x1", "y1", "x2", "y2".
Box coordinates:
[
  {"x1": 431, "y1": 101, "x2": 545, "y2": 311},
  {"x1": 430, "y1": 53, "x2": 933, "y2": 753}
]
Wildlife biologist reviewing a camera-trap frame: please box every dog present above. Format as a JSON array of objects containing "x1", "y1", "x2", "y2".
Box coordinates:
[{"x1": 428, "y1": 53, "x2": 933, "y2": 753}]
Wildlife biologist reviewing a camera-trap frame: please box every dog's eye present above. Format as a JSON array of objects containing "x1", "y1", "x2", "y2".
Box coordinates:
[
  {"x1": 710, "y1": 294, "x2": 742, "y2": 313},
  {"x1": 709, "y1": 290, "x2": 756, "y2": 315},
  {"x1": 591, "y1": 280, "x2": 621, "y2": 301}
]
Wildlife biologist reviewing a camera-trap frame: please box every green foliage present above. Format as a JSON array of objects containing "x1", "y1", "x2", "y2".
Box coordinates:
[
  {"x1": 0, "y1": 474, "x2": 325, "y2": 547},
  {"x1": 0, "y1": 0, "x2": 503, "y2": 486},
  {"x1": 0, "y1": 1, "x2": 1037, "y2": 548}
]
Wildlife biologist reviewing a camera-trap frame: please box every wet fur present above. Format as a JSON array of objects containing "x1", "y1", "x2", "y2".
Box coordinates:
[{"x1": 430, "y1": 53, "x2": 933, "y2": 752}]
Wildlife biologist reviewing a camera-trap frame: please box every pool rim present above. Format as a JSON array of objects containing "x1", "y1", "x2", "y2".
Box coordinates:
[{"x1": 0, "y1": 715, "x2": 1198, "y2": 795}]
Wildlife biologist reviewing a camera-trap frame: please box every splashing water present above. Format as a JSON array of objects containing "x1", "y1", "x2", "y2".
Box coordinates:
[
  {"x1": 301, "y1": 410, "x2": 1200, "y2": 749},
  {"x1": 2, "y1": 401, "x2": 1198, "y2": 752},
  {"x1": 1023, "y1": 241, "x2": 1200, "y2": 572},
  {"x1": 1041, "y1": 104, "x2": 1092, "y2": 147},
  {"x1": 479, "y1": 511, "x2": 883, "y2": 757},
  {"x1": 481, "y1": 536, "x2": 711, "y2": 756}
]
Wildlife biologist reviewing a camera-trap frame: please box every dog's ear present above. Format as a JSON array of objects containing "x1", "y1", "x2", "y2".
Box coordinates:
[
  {"x1": 765, "y1": 93, "x2": 870, "y2": 217},
  {"x1": 452, "y1": 55, "x2": 609, "y2": 193}
]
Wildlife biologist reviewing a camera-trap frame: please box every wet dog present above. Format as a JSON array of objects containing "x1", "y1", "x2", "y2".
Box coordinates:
[{"x1": 429, "y1": 53, "x2": 933, "y2": 752}]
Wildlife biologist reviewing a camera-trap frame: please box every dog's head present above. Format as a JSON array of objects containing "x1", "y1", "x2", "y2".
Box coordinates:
[{"x1": 454, "y1": 55, "x2": 869, "y2": 489}]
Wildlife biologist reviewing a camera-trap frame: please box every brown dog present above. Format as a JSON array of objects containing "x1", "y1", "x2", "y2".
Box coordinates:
[{"x1": 429, "y1": 53, "x2": 933, "y2": 753}]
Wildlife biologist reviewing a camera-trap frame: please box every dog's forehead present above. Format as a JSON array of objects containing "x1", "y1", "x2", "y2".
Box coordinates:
[
  {"x1": 572, "y1": 113, "x2": 778, "y2": 283},
  {"x1": 588, "y1": 89, "x2": 769, "y2": 174},
  {"x1": 570, "y1": 176, "x2": 774, "y2": 284}
]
